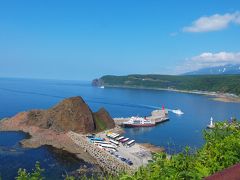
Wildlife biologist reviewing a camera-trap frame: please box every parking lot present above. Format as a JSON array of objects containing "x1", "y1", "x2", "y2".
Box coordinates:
[{"x1": 94, "y1": 131, "x2": 152, "y2": 169}]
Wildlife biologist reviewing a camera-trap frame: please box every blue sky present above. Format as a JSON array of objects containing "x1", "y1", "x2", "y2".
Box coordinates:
[{"x1": 0, "y1": 0, "x2": 240, "y2": 80}]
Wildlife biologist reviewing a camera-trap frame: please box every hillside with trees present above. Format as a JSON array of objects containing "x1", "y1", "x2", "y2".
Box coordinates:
[{"x1": 99, "y1": 74, "x2": 240, "y2": 96}]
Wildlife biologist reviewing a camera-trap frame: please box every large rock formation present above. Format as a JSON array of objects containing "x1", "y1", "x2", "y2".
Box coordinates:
[
  {"x1": 94, "y1": 108, "x2": 115, "y2": 131},
  {"x1": 3, "y1": 96, "x2": 115, "y2": 133}
]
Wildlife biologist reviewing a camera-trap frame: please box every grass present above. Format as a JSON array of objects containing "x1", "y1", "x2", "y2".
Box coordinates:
[{"x1": 94, "y1": 116, "x2": 107, "y2": 132}]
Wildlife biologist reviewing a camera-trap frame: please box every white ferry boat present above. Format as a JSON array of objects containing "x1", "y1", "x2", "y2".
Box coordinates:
[{"x1": 123, "y1": 117, "x2": 155, "y2": 128}]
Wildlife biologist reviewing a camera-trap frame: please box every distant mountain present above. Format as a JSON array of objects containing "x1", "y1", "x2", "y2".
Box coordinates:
[{"x1": 184, "y1": 64, "x2": 240, "y2": 75}]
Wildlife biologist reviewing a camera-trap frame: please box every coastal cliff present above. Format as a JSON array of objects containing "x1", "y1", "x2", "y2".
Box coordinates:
[{"x1": 92, "y1": 78, "x2": 104, "y2": 87}]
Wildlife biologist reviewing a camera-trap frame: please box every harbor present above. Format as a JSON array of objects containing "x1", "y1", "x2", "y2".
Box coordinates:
[
  {"x1": 114, "y1": 109, "x2": 169, "y2": 126},
  {"x1": 66, "y1": 109, "x2": 170, "y2": 174},
  {"x1": 68, "y1": 127, "x2": 156, "y2": 174}
]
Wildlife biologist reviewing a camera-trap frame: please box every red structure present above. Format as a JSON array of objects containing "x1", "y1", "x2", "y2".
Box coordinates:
[{"x1": 205, "y1": 163, "x2": 240, "y2": 180}]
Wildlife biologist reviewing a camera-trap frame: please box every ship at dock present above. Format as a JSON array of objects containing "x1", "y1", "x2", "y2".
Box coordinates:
[
  {"x1": 114, "y1": 109, "x2": 169, "y2": 128},
  {"x1": 122, "y1": 117, "x2": 155, "y2": 127}
]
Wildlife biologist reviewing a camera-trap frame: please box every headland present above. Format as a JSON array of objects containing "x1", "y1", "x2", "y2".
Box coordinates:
[
  {"x1": 0, "y1": 96, "x2": 159, "y2": 175},
  {"x1": 93, "y1": 74, "x2": 240, "y2": 103}
]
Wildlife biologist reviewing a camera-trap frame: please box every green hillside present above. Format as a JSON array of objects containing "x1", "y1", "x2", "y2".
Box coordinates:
[{"x1": 100, "y1": 74, "x2": 240, "y2": 96}]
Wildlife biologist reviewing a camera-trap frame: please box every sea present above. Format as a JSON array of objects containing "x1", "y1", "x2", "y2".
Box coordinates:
[{"x1": 0, "y1": 78, "x2": 239, "y2": 179}]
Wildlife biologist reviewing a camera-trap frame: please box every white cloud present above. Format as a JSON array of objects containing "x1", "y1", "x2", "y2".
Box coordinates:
[
  {"x1": 191, "y1": 52, "x2": 240, "y2": 63},
  {"x1": 176, "y1": 51, "x2": 240, "y2": 73},
  {"x1": 183, "y1": 12, "x2": 240, "y2": 32}
]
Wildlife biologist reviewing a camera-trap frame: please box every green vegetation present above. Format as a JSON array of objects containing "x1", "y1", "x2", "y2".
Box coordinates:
[
  {"x1": 15, "y1": 120, "x2": 240, "y2": 180},
  {"x1": 100, "y1": 74, "x2": 240, "y2": 96},
  {"x1": 16, "y1": 161, "x2": 44, "y2": 180},
  {"x1": 94, "y1": 116, "x2": 107, "y2": 131},
  {"x1": 118, "y1": 120, "x2": 240, "y2": 179}
]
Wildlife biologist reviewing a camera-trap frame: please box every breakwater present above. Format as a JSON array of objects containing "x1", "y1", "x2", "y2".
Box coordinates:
[
  {"x1": 67, "y1": 131, "x2": 133, "y2": 174},
  {"x1": 114, "y1": 109, "x2": 169, "y2": 125}
]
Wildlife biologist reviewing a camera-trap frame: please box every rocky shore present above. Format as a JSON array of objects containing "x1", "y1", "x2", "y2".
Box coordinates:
[
  {"x1": 0, "y1": 96, "x2": 116, "y2": 170},
  {"x1": 0, "y1": 113, "x2": 97, "y2": 165},
  {"x1": 140, "y1": 143, "x2": 165, "y2": 153}
]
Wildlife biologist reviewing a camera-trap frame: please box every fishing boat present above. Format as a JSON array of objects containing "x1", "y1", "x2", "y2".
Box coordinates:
[{"x1": 122, "y1": 117, "x2": 155, "y2": 128}]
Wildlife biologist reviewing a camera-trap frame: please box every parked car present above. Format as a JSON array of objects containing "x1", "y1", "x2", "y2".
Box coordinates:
[
  {"x1": 120, "y1": 157, "x2": 127, "y2": 162},
  {"x1": 126, "y1": 159, "x2": 133, "y2": 166}
]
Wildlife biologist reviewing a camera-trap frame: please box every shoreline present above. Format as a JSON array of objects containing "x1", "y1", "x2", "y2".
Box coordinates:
[
  {"x1": 103, "y1": 85, "x2": 240, "y2": 103},
  {"x1": 0, "y1": 117, "x2": 157, "y2": 174},
  {"x1": 140, "y1": 143, "x2": 165, "y2": 153},
  {"x1": 0, "y1": 117, "x2": 98, "y2": 166}
]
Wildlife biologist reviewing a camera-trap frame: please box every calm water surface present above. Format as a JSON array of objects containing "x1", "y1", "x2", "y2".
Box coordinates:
[{"x1": 0, "y1": 78, "x2": 239, "y2": 179}]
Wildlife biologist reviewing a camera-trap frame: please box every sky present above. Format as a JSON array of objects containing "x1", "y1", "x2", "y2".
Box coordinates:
[{"x1": 0, "y1": 0, "x2": 240, "y2": 80}]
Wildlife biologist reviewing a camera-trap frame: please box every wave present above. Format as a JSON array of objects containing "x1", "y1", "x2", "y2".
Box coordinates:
[
  {"x1": 87, "y1": 100, "x2": 160, "y2": 110},
  {"x1": 0, "y1": 88, "x2": 161, "y2": 110},
  {"x1": 0, "y1": 88, "x2": 65, "y2": 99},
  {"x1": 138, "y1": 104, "x2": 161, "y2": 109}
]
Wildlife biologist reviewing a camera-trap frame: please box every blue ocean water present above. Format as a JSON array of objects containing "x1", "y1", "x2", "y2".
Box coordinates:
[{"x1": 0, "y1": 78, "x2": 239, "y2": 179}]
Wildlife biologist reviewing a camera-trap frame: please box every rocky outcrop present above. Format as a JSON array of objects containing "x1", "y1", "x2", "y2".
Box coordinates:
[
  {"x1": 94, "y1": 108, "x2": 115, "y2": 131},
  {"x1": 0, "y1": 96, "x2": 117, "y2": 171},
  {"x1": 92, "y1": 79, "x2": 104, "y2": 87},
  {"x1": 1, "y1": 96, "x2": 115, "y2": 134}
]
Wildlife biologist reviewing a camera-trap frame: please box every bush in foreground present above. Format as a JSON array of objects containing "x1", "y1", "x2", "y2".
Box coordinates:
[
  {"x1": 16, "y1": 161, "x2": 44, "y2": 180},
  {"x1": 119, "y1": 121, "x2": 240, "y2": 179}
]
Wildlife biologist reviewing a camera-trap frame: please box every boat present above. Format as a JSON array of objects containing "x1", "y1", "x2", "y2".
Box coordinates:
[
  {"x1": 99, "y1": 86, "x2": 105, "y2": 89},
  {"x1": 207, "y1": 117, "x2": 215, "y2": 129},
  {"x1": 172, "y1": 109, "x2": 184, "y2": 115},
  {"x1": 122, "y1": 117, "x2": 155, "y2": 128}
]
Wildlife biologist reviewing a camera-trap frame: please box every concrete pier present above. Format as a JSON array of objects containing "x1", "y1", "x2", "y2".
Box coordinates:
[{"x1": 114, "y1": 110, "x2": 169, "y2": 126}]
